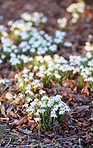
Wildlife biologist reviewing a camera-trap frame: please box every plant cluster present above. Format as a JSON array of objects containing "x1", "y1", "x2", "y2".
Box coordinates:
[
  {"x1": 66, "y1": 2, "x2": 85, "y2": 23},
  {"x1": 15, "y1": 42, "x2": 93, "y2": 89},
  {"x1": 0, "y1": 12, "x2": 72, "y2": 67},
  {"x1": 25, "y1": 95, "x2": 70, "y2": 131},
  {"x1": 0, "y1": 2, "x2": 93, "y2": 131}
]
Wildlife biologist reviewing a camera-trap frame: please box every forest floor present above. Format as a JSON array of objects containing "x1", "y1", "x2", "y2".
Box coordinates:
[{"x1": 0, "y1": 0, "x2": 93, "y2": 148}]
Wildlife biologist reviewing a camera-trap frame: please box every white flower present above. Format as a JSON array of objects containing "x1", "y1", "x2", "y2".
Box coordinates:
[
  {"x1": 59, "y1": 110, "x2": 65, "y2": 115},
  {"x1": 54, "y1": 73, "x2": 61, "y2": 79},
  {"x1": 47, "y1": 99, "x2": 54, "y2": 107},
  {"x1": 19, "y1": 82, "x2": 23, "y2": 87},
  {"x1": 25, "y1": 84, "x2": 31, "y2": 90},
  {"x1": 19, "y1": 93, "x2": 24, "y2": 98},
  {"x1": 64, "y1": 42, "x2": 72, "y2": 47},
  {"x1": 34, "y1": 118, "x2": 41, "y2": 122},
  {"x1": 84, "y1": 77, "x2": 93, "y2": 82},
  {"x1": 25, "y1": 90, "x2": 31, "y2": 94},
  {"x1": 22, "y1": 74, "x2": 28, "y2": 78},
  {"x1": 86, "y1": 52, "x2": 92, "y2": 59},
  {"x1": 39, "y1": 89, "x2": 46, "y2": 95},
  {"x1": 23, "y1": 104, "x2": 29, "y2": 108},
  {"x1": 0, "y1": 59, "x2": 2, "y2": 64},
  {"x1": 57, "y1": 17, "x2": 67, "y2": 28},
  {"x1": 27, "y1": 97, "x2": 32, "y2": 102},
  {"x1": 26, "y1": 107, "x2": 35, "y2": 112},
  {"x1": 1, "y1": 55, "x2": 5, "y2": 59},
  {"x1": 51, "y1": 113, "x2": 57, "y2": 118},
  {"x1": 41, "y1": 96, "x2": 49, "y2": 101},
  {"x1": 55, "y1": 95, "x2": 62, "y2": 102}
]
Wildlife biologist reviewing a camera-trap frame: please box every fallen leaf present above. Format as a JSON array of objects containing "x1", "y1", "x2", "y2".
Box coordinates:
[
  {"x1": 44, "y1": 139, "x2": 51, "y2": 144},
  {"x1": 18, "y1": 128, "x2": 32, "y2": 135},
  {"x1": 5, "y1": 93, "x2": 13, "y2": 100}
]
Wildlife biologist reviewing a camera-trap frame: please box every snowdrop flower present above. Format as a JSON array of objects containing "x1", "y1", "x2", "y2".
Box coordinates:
[
  {"x1": 23, "y1": 104, "x2": 29, "y2": 108},
  {"x1": 27, "y1": 97, "x2": 32, "y2": 102},
  {"x1": 51, "y1": 112, "x2": 57, "y2": 118},
  {"x1": 23, "y1": 69, "x2": 30, "y2": 74},
  {"x1": 84, "y1": 77, "x2": 93, "y2": 82},
  {"x1": 0, "y1": 25, "x2": 7, "y2": 34},
  {"x1": 64, "y1": 42, "x2": 72, "y2": 47},
  {"x1": 86, "y1": 52, "x2": 92, "y2": 59},
  {"x1": 24, "y1": 77, "x2": 29, "y2": 82},
  {"x1": 25, "y1": 84, "x2": 31, "y2": 90},
  {"x1": 10, "y1": 53, "x2": 16, "y2": 58},
  {"x1": 25, "y1": 90, "x2": 31, "y2": 94},
  {"x1": 19, "y1": 93, "x2": 24, "y2": 98},
  {"x1": 47, "y1": 99, "x2": 54, "y2": 107},
  {"x1": 1, "y1": 55, "x2": 5, "y2": 59},
  {"x1": 88, "y1": 59, "x2": 93, "y2": 67},
  {"x1": 39, "y1": 89, "x2": 46, "y2": 95},
  {"x1": 29, "y1": 57, "x2": 33, "y2": 62},
  {"x1": 54, "y1": 95, "x2": 62, "y2": 102},
  {"x1": 54, "y1": 73, "x2": 61, "y2": 79},
  {"x1": 59, "y1": 108, "x2": 66, "y2": 115},
  {"x1": 19, "y1": 82, "x2": 24, "y2": 87},
  {"x1": 34, "y1": 66, "x2": 38, "y2": 71},
  {"x1": 22, "y1": 74, "x2": 28, "y2": 78},
  {"x1": 30, "y1": 101, "x2": 37, "y2": 107},
  {"x1": 73, "y1": 67, "x2": 80, "y2": 74},
  {"x1": 34, "y1": 118, "x2": 41, "y2": 122},
  {"x1": 42, "y1": 17, "x2": 47, "y2": 23},
  {"x1": 27, "y1": 107, "x2": 35, "y2": 112},
  {"x1": 0, "y1": 59, "x2": 2, "y2": 64},
  {"x1": 41, "y1": 96, "x2": 49, "y2": 102}
]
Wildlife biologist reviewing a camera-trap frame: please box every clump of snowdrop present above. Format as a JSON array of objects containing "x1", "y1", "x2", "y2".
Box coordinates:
[
  {"x1": 0, "y1": 12, "x2": 72, "y2": 66},
  {"x1": 15, "y1": 53, "x2": 93, "y2": 87},
  {"x1": 9, "y1": 54, "x2": 33, "y2": 70},
  {"x1": 20, "y1": 12, "x2": 48, "y2": 26},
  {"x1": 80, "y1": 66, "x2": 93, "y2": 88},
  {"x1": 0, "y1": 26, "x2": 67, "y2": 66},
  {"x1": 15, "y1": 69, "x2": 43, "y2": 95},
  {"x1": 54, "y1": 30, "x2": 66, "y2": 44},
  {"x1": 85, "y1": 41, "x2": 93, "y2": 52},
  {"x1": 69, "y1": 55, "x2": 88, "y2": 66},
  {"x1": 13, "y1": 50, "x2": 93, "y2": 89},
  {"x1": 35, "y1": 54, "x2": 74, "y2": 85},
  {"x1": 85, "y1": 35, "x2": 93, "y2": 60},
  {"x1": 0, "y1": 11, "x2": 92, "y2": 90},
  {"x1": 0, "y1": 25, "x2": 7, "y2": 35},
  {"x1": 26, "y1": 95, "x2": 70, "y2": 131},
  {"x1": 10, "y1": 26, "x2": 67, "y2": 55},
  {"x1": 67, "y1": 2, "x2": 85, "y2": 23},
  {"x1": 57, "y1": 17, "x2": 68, "y2": 29}
]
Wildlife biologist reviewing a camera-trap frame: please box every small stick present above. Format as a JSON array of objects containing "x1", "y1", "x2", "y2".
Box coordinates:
[{"x1": 5, "y1": 137, "x2": 11, "y2": 148}]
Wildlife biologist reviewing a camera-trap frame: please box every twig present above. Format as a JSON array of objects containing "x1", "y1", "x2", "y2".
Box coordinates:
[
  {"x1": 0, "y1": 84, "x2": 8, "y2": 94},
  {"x1": 0, "y1": 118, "x2": 9, "y2": 121},
  {"x1": 5, "y1": 137, "x2": 11, "y2": 148}
]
